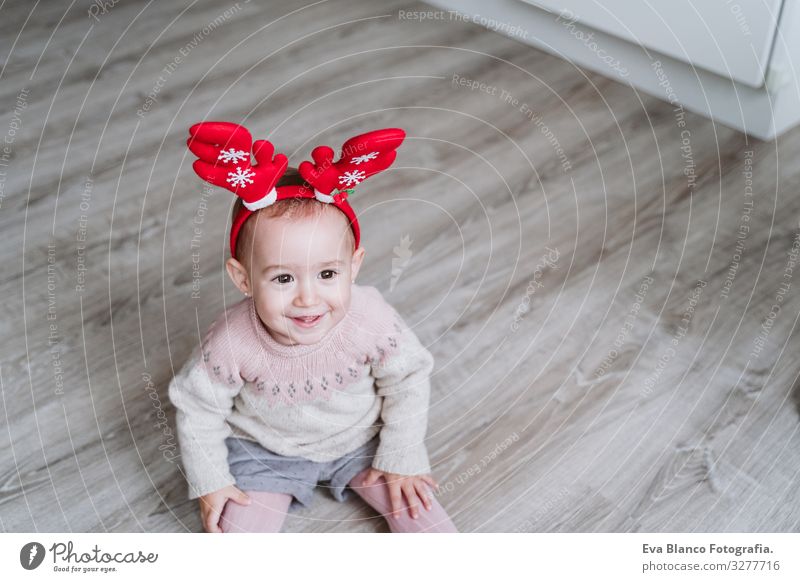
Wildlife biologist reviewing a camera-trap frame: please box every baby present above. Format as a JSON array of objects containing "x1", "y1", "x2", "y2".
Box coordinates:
[{"x1": 168, "y1": 122, "x2": 458, "y2": 533}]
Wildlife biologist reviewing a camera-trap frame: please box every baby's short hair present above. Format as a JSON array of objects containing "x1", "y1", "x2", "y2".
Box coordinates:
[{"x1": 230, "y1": 167, "x2": 356, "y2": 264}]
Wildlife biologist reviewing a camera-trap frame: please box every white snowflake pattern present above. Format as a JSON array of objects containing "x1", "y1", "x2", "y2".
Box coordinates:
[
  {"x1": 339, "y1": 169, "x2": 366, "y2": 187},
  {"x1": 217, "y1": 148, "x2": 249, "y2": 164},
  {"x1": 350, "y1": 151, "x2": 378, "y2": 165},
  {"x1": 227, "y1": 167, "x2": 255, "y2": 188}
]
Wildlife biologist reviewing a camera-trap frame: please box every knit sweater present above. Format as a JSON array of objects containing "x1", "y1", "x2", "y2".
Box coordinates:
[{"x1": 168, "y1": 284, "x2": 435, "y2": 500}]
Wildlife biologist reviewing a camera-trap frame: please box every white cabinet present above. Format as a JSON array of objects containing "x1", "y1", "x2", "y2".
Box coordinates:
[
  {"x1": 425, "y1": 0, "x2": 800, "y2": 139},
  {"x1": 522, "y1": 0, "x2": 784, "y2": 87}
]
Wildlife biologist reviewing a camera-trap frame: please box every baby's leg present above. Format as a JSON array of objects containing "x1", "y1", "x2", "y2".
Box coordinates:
[
  {"x1": 348, "y1": 468, "x2": 458, "y2": 533},
  {"x1": 219, "y1": 490, "x2": 293, "y2": 533}
]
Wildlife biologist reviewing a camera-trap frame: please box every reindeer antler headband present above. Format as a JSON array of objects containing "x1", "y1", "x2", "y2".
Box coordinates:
[{"x1": 186, "y1": 122, "x2": 405, "y2": 259}]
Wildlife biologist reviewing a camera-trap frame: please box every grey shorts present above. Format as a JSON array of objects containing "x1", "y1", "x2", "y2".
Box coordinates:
[{"x1": 225, "y1": 435, "x2": 380, "y2": 512}]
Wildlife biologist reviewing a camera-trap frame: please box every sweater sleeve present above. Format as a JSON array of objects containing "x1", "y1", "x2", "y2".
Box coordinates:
[
  {"x1": 168, "y1": 346, "x2": 243, "y2": 500},
  {"x1": 369, "y1": 316, "x2": 435, "y2": 476}
]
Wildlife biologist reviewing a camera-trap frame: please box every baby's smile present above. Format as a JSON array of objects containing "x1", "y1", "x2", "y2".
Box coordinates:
[{"x1": 289, "y1": 311, "x2": 328, "y2": 329}]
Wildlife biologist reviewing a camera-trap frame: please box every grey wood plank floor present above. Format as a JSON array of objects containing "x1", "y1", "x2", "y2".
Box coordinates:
[{"x1": 1, "y1": 0, "x2": 799, "y2": 532}]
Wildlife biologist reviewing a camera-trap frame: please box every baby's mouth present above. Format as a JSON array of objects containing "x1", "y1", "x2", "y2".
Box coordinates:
[{"x1": 290, "y1": 313, "x2": 326, "y2": 328}]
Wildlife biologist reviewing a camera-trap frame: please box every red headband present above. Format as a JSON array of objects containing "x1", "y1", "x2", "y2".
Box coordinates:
[{"x1": 186, "y1": 122, "x2": 405, "y2": 259}]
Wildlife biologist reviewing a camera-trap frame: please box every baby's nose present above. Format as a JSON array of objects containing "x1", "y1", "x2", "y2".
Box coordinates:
[{"x1": 294, "y1": 282, "x2": 318, "y2": 305}]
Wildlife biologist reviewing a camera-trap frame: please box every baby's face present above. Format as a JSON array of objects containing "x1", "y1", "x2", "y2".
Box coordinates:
[{"x1": 245, "y1": 209, "x2": 363, "y2": 346}]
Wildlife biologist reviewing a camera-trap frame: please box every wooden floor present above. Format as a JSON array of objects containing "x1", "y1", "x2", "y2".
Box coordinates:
[{"x1": 2, "y1": 0, "x2": 799, "y2": 533}]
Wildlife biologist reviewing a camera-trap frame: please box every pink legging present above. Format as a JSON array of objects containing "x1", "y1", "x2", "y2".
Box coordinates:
[{"x1": 219, "y1": 468, "x2": 458, "y2": 533}]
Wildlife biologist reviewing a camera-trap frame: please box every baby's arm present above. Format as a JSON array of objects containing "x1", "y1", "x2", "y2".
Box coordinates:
[
  {"x1": 370, "y1": 318, "x2": 435, "y2": 477},
  {"x1": 167, "y1": 346, "x2": 242, "y2": 500}
]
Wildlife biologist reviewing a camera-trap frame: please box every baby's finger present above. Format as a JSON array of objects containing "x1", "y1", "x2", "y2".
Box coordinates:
[
  {"x1": 420, "y1": 474, "x2": 439, "y2": 490},
  {"x1": 231, "y1": 488, "x2": 251, "y2": 506},
  {"x1": 205, "y1": 505, "x2": 222, "y2": 533},
  {"x1": 401, "y1": 482, "x2": 421, "y2": 519},
  {"x1": 362, "y1": 469, "x2": 378, "y2": 487},
  {"x1": 388, "y1": 482, "x2": 403, "y2": 519},
  {"x1": 415, "y1": 481, "x2": 432, "y2": 511}
]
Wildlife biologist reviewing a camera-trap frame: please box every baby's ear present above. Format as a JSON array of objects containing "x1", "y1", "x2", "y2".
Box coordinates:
[
  {"x1": 225, "y1": 257, "x2": 251, "y2": 295},
  {"x1": 351, "y1": 246, "x2": 366, "y2": 280}
]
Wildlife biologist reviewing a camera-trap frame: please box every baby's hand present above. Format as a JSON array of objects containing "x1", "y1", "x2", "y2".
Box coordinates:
[
  {"x1": 362, "y1": 468, "x2": 438, "y2": 520},
  {"x1": 198, "y1": 485, "x2": 251, "y2": 533}
]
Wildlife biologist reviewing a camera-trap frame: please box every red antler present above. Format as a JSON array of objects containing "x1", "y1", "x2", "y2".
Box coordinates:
[
  {"x1": 187, "y1": 121, "x2": 288, "y2": 209},
  {"x1": 298, "y1": 128, "x2": 405, "y2": 196}
]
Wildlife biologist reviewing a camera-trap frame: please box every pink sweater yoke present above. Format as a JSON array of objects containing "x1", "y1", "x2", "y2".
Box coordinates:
[{"x1": 200, "y1": 284, "x2": 406, "y2": 407}]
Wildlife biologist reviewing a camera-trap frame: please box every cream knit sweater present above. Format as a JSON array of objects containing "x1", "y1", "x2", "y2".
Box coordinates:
[{"x1": 168, "y1": 284, "x2": 435, "y2": 500}]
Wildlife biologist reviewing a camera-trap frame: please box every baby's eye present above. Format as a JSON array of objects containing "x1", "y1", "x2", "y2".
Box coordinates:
[
  {"x1": 273, "y1": 274, "x2": 293, "y2": 284},
  {"x1": 320, "y1": 270, "x2": 338, "y2": 280}
]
